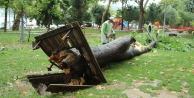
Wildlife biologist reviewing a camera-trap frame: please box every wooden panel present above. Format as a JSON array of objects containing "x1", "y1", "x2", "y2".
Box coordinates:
[{"x1": 33, "y1": 21, "x2": 107, "y2": 84}]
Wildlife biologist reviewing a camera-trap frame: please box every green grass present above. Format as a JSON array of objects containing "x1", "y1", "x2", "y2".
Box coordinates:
[{"x1": 0, "y1": 28, "x2": 194, "y2": 98}]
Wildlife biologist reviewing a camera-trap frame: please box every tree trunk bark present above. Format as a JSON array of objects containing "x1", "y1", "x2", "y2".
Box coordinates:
[
  {"x1": 138, "y1": 0, "x2": 144, "y2": 33},
  {"x1": 91, "y1": 36, "x2": 158, "y2": 67},
  {"x1": 12, "y1": 13, "x2": 22, "y2": 31},
  {"x1": 47, "y1": 35, "x2": 157, "y2": 71},
  {"x1": 101, "y1": 0, "x2": 112, "y2": 24},
  {"x1": 91, "y1": 36, "x2": 136, "y2": 67},
  {"x1": 4, "y1": 0, "x2": 9, "y2": 32}
]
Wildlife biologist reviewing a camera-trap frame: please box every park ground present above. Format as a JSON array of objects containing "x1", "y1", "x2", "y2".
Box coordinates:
[{"x1": 0, "y1": 27, "x2": 194, "y2": 98}]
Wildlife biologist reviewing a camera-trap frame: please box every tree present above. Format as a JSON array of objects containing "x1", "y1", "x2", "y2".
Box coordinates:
[
  {"x1": 91, "y1": 5, "x2": 109, "y2": 27},
  {"x1": 164, "y1": 5, "x2": 180, "y2": 26},
  {"x1": 138, "y1": 0, "x2": 144, "y2": 32},
  {"x1": 62, "y1": 0, "x2": 96, "y2": 25},
  {"x1": 52, "y1": 0, "x2": 70, "y2": 26},
  {"x1": 71, "y1": 0, "x2": 85, "y2": 24},
  {"x1": 118, "y1": 5, "x2": 139, "y2": 30},
  {"x1": 145, "y1": 3, "x2": 162, "y2": 24},
  {"x1": 158, "y1": 0, "x2": 194, "y2": 26},
  {"x1": 101, "y1": 0, "x2": 112, "y2": 24},
  {"x1": 31, "y1": 0, "x2": 65, "y2": 32},
  {"x1": 123, "y1": 6, "x2": 139, "y2": 22},
  {"x1": 159, "y1": 0, "x2": 178, "y2": 9},
  {"x1": 173, "y1": 0, "x2": 194, "y2": 26},
  {"x1": 9, "y1": 0, "x2": 25, "y2": 31},
  {"x1": 190, "y1": 20, "x2": 194, "y2": 27},
  {"x1": 4, "y1": 0, "x2": 9, "y2": 32},
  {"x1": 82, "y1": 11, "x2": 91, "y2": 22},
  {"x1": 0, "y1": 0, "x2": 9, "y2": 32},
  {"x1": 185, "y1": 0, "x2": 194, "y2": 13},
  {"x1": 131, "y1": 0, "x2": 149, "y2": 32}
]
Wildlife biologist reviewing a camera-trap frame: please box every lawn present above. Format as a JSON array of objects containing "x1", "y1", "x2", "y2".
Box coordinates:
[{"x1": 0, "y1": 28, "x2": 194, "y2": 98}]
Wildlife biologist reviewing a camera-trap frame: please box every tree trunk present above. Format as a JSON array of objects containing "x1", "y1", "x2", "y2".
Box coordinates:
[
  {"x1": 78, "y1": 0, "x2": 84, "y2": 24},
  {"x1": 4, "y1": 0, "x2": 9, "y2": 32},
  {"x1": 112, "y1": 40, "x2": 157, "y2": 62},
  {"x1": 12, "y1": 13, "x2": 22, "y2": 31},
  {"x1": 91, "y1": 36, "x2": 136, "y2": 67},
  {"x1": 138, "y1": 0, "x2": 144, "y2": 33},
  {"x1": 46, "y1": 36, "x2": 157, "y2": 68},
  {"x1": 137, "y1": 0, "x2": 149, "y2": 33},
  {"x1": 101, "y1": 0, "x2": 112, "y2": 24},
  {"x1": 91, "y1": 36, "x2": 158, "y2": 67},
  {"x1": 144, "y1": 0, "x2": 149, "y2": 8}
]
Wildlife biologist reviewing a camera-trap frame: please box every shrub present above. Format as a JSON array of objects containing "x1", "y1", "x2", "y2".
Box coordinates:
[
  {"x1": 157, "y1": 35, "x2": 194, "y2": 52},
  {"x1": 178, "y1": 30, "x2": 183, "y2": 33}
]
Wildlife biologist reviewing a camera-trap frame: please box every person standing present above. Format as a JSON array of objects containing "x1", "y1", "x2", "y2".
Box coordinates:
[
  {"x1": 144, "y1": 21, "x2": 152, "y2": 33},
  {"x1": 101, "y1": 17, "x2": 116, "y2": 44}
]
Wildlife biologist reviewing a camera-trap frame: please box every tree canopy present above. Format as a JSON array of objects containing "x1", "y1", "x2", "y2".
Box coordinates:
[{"x1": 1, "y1": 0, "x2": 194, "y2": 33}]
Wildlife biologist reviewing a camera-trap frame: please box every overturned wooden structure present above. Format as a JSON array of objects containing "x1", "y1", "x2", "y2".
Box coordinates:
[
  {"x1": 30, "y1": 21, "x2": 157, "y2": 94},
  {"x1": 30, "y1": 22, "x2": 107, "y2": 94}
]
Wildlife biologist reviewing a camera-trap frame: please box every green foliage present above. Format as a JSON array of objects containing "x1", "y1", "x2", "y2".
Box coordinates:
[
  {"x1": 0, "y1": 0, "x2": 8, "y2": 8},
  {"x1": 91, "y1": 5, "x2": 105, "y2": 25},
  {"x1": 159, "y1": 0, "x2": 194, "y2": 26},
  {"x1": 123, "y1": 6, "x2": 139, "y2": 22},
  {"x1": 172, "y1": 0, "x2": 194, "y2": 26},
  {"x1": 185, "y1": 0, "x2": 194, "y2": 13},
  {"x1": 33, "y1": 0, "x2": 63, "y2": 28},
  {"x1": 157, "y1": 35, "x2": 194, "y2": 52},
  {"x1": 128, "y1": 32, "x2": 194, "y2": 52},
  {"x1": 145, "y1": 3, "x2": 163, "y2": 23},
  {"x1": 71, "y1": 0, "x2": 86, "y2": 9},
  {"x1": 190, "y1": 20, "x2": 194, "y2": 27},
  {"x1": 164, "y1": 5, "x2": 181, "y2": 26},
  {"x1": 83, "y1": 11, "x2": 92, "y2": 22},
  {"x1": 129, "y1": 32, "x2": 150, "y2": 45},
  {"x1": 178, "y1": 11, "x2": 194, "y2": 26}
]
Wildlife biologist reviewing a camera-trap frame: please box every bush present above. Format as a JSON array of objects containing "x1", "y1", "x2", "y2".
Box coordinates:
[
  {"x1": 157, "y1": 35, "x2": 194, "y2": 52},
  {"x1": 126, "y1": 32, "x2": 194, "y2": 52},
  {"x1": 178, "y1": 30, "x2": 183, "y2": 33},
  {"x1": 129, "y1": 32, "x2": 150, "y2": 45}
]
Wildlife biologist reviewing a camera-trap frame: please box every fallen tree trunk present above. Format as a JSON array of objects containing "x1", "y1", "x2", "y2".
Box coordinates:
[
  {"x1": 47, "y1": 35, "x2": 157, "y2": 71},
  {"x1": 111, "y1": 39, "x2": 158, "y2": 62},
  {"x1": 91, "y1": 36, "x2": 136, "y2": 67},
  {"x1": 91, "y1": 36, "x2": 158, "y2": 67}
]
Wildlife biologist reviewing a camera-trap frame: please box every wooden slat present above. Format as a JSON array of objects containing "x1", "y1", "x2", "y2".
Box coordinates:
[{"x1": 46, "y1": 84, "x2": 94, "y2": 92}]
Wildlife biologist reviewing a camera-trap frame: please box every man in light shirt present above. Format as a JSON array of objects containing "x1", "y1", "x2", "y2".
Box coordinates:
[{"x1": 101, "y1": 17, "x2": 116, "y2": 44}]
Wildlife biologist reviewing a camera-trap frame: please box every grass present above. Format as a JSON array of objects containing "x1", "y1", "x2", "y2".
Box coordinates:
[{"x1": 0, "y1": 28, "x2": 194, "y2": 98}]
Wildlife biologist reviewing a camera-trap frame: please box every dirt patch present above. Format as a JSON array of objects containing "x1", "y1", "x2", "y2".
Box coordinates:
[
  {"x1": 123, "y1": 87, "x2": 152, "y2": 98},
  {"x1": 14, "y1": 80, "x2": 32, "y2": 95},
  {"x1": 105, "y1": 82, "x2": 126, "y2": 90},
  {"x1": 85, "y1": 33, "x2": 99, "y2": 36},
  {"x1": 122, "y1": 80, "x2": 187, "y2": 98}
]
